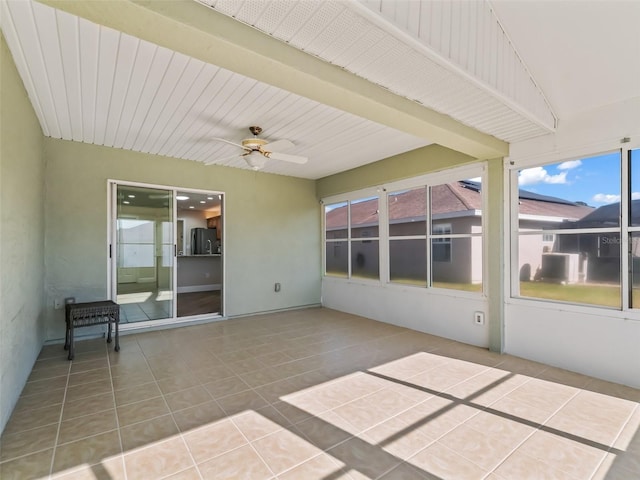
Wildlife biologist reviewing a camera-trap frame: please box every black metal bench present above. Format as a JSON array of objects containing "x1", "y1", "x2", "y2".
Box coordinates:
[{"x1": 64, "y1": 300, "x2": 120, "y2": 360}]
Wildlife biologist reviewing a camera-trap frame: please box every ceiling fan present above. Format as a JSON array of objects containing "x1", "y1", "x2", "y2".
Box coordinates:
[{"x1": 208, "y1": 126, "x2": 308, "y2": 170}]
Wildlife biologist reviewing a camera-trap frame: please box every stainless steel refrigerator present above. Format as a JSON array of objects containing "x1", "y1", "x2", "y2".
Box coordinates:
[{"x1": 191, "y1": 227, "x2": 217, "y2": 255}]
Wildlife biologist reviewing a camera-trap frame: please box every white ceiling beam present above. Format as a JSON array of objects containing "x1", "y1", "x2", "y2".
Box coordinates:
[{"x1": 37, "y1": 0, "x2": 508, "y2": 160}]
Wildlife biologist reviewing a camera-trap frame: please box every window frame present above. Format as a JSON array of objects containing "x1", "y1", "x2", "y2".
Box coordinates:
[
  {"x1": 322, "y1": 164, "x2": 487, "y2": 295},
  {"x1": 323, "y1": 191, "x2": 381, "y2": 281},
  {"x1": 509, "y1": 147, "x2": 640, "y2": 311}
]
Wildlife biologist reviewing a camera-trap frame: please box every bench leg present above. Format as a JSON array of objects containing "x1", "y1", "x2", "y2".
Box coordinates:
[
  {"x1": 106, "y1": 320, "x2": 112, "y2": 344},
  {"x1": 64, "y1": 320, "x2": 70, "y2": 351},
  {"x1": 67, "y1": 325, "x2": 74, "y2": 361},
  {"x1": 114, "y1": 318, "x2": 120, "y2": 352}
]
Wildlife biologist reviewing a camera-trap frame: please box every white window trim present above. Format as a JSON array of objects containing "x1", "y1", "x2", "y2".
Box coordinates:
[
  {"x1": 507, "y1": 145, "x2": 640, "y2": 315},
  {"x1": 322, "y1": 163, "x2": 487, "y2": 293}
]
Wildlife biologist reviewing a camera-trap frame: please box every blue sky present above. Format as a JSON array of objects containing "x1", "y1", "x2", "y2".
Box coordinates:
[{"x1": 517, "y1": 151, "x2": 629, "y2": 207}]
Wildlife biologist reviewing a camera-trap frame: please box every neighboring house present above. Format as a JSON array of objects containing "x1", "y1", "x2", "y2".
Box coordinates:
[
  {"x1": 517, "y1": 188, "x2": 595, "y2": 283},
  {"x1": 326, "y1": 180, "x2": 594, "y2": 284},
  {"x1": 552, "y1": 200, "x2": 640, "y2": 283}
]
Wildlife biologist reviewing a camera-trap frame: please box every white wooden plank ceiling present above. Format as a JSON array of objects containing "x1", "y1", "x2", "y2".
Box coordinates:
[
  {"x1": 491, "y1": 0, "x2": 640, "y2": 119},
  {"x1": 200, "y1": 0, "x2": 557, "y2": 143},
  {"x1": 0, "y1": 0, "x2": 431, "y2": 179}
]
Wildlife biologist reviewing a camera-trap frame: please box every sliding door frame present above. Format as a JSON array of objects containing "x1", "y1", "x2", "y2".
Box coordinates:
[{"x1": 107, "y1": 179, "x2": 225, "y2": 330}]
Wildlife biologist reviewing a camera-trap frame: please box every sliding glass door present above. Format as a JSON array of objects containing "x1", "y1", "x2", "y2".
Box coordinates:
[
  {"x1": 114, "y1": 185, "x2": 174, "y2": 322},
  {"x1": 110, "y1": 181, "x2": 225, "y2": 325}
]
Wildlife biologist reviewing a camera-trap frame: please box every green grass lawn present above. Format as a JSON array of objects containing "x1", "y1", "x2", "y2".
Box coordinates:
[
  {"x1": 432, "y1": 281, "x2": 483, "y2": 292},
  {"x1": 393, "y1": 278, "x2": 630, "y2": 308},
  {"x1": 330, "y1": 273, "x2": 636, "y2": 308},
  {"x1": 391, "y1": 278, "x2": 482, "y2": 292},
  {"x1": 519, "y1": 281, "x2": 621, "y2": 308}
]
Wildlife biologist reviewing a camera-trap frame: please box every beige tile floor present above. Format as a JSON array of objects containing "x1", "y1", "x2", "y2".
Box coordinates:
[{"x1": 1, "y1": 307, "x2": 639, "y2": 480}]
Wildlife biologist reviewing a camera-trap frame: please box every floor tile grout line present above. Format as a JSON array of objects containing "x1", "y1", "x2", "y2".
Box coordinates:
[
  {"x1": 254, "y1": 366, "x2": 448, "y2": 476},
  {"x1": 587, "y1": 401, "x2": 640, "y2": 480},
  {"x1": 137, "y1": 337, "x2": 206, "y2": 480},
  {"x1": 47, "y1": 349, "x2": 76, "y2": 478},
  {"x1": 609, "y1": 398, "x2": 640, "y2": 450},
  {"x1": 0, "y1": 446, "x2": 58, "y2": 468},
  {"x1": 268, "y1": 450, "x2": 333, "y2": 479},
  {"x1": 6, "y1": 312, "x2": 640, "y2": 479},
  {"x1": 0, "y1": 422, "x2": 61, "y2": 441},
  {"x1": 466, "y1": 409, "x2": 545, "y2": 477},
  {"x1": 406, "y1": 440, "x2": 491, "y2": 478},
  {"x1": 227, "y1": 415, "x2": 279, "y2": 479},
  {"x1": 104, "y1": 343, "x2": 129, "y2": 480},
  {"x1": 484, "y1": 386, "x2": 589, "y2": 479}
]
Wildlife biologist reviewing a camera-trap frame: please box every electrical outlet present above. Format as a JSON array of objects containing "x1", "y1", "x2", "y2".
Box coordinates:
[
  {"x1": 54, "y1": 299, "x2": 61, "y2": 309},
  {"x1": 474, "y1": 311, "x2": 485, "y2": 325}
]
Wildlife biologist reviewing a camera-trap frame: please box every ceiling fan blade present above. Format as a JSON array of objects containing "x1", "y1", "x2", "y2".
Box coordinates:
[
  {"x1": 210, "y1": 137, "x2": 248, "y2": 150},
  {"x1": 264, "y1": 139, "x2": 294, "y2": 152},
  {"x1": 203, "y1": 153, "x2": 245, "y2": 165},
  {"x1": 264, "y1": 151, "x2": 308, "y2": 164}
]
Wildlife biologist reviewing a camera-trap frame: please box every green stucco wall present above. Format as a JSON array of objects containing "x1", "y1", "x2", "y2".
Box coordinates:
[
  {"x1": 316, "y1": 143, "x2": 505, "y2": 353},
  {"x1": 43, "y1": 139, "x2": 321, "y2": 341},
  {"x1": 316, "y1": 144, "x2": 476, "y2": 198},
  {"x1": 0, "y1": 33, "x2": 46, "y2": 433}
]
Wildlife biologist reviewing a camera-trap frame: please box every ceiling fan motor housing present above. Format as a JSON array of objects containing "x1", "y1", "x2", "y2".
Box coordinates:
[{"x1": 242, "y1": 137, "x2": 267, "y2": 150}]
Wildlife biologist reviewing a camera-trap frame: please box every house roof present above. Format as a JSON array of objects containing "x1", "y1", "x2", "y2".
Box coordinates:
[
  {"x1": 518, "y1": 197, "x2": 594, "y2": 221},
  {"x1": 459, "y1": 180, "x2": 595, "y2": 221},
  {"x1": 564, "y1": 199, "x2": 640, "y2": 228},
  {"x1": 326, "y1": 181, "x2": 594, "y2": 229}
]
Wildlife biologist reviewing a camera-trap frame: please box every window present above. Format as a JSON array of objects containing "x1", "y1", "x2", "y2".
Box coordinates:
[
  {"x1": 515, "y1": 151, "x2": 623, "y2": 308},
  {"x1": 429, "y1": 181, "x2": 483, "y2": 291},
  {"x1": 324, "y1": 201, "x2": 348, "y2": 277},
  {"x1": 324, "y1": 167, "x2": 484, "y2": 293},
  {"x1": 324, "y1": 197, "x2": 380, "y2": 280},
  {"x1": 117, "y1": 219, "x2": 155, "y2": 268},
  {"x1": 628, "y1": 148, "x2": 640, "y2": 308},
  {"x1": 388, "y1": 187, "x2": 427, "y2": 286},
  {"x1": 432, "y1": 224, "x2": 452, "y2": 262},
  {"x1": 350, "y1": 197, "x2": 380, "y2": 280}
]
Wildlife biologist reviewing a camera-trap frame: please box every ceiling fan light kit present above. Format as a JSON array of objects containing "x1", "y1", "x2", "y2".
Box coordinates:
[
  {"x1": 244, "y1": 150, "x2": 267, "y2": 170},
  {"x1": 210, "y1": 126, "x2": 308, "y2": 170}
]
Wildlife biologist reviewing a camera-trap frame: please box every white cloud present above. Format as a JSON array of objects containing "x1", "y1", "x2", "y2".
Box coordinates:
[
  {"x1": 591, "y1": 192, "x2": 640, "y2": 204},
  {"x1": 518, "y1": 167, "x2": 567, "y2": 186},
  {"x1": 592, "y1": 193, "x2": 620, "y2": 204},
  {"x1": 558, "y1": 160, "x2": 582, "y2": 170}
]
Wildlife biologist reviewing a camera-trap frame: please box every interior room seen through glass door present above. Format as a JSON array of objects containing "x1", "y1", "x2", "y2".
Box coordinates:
[
  {"x1": 115, "y1": 185, "x2": 174, "y2": 322},
  {"x1": 176, "y1": 191, "x2": 223, "y2": 317}
]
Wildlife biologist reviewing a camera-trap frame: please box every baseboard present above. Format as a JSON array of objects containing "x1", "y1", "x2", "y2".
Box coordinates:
[
  {"x1": 227, "y1": 303, "x2": 322, "y2": 319},
  {"x1": 43, "y1": 304, "x2": 323, "y2": 345},
  {"x1": 177, "y1": 284, "x2": 221, "y2": 294}
]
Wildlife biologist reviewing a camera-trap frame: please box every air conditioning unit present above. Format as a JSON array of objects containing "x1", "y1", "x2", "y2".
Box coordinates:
[{"x1": 541, "y1": 253, "x2": 582, "y2": 284}]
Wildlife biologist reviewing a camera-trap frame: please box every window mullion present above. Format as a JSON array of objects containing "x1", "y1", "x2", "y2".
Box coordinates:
[
  {"x1": 379, "y1": 189, "x2": 389, "y2": 284},
  {"x1": 426, "y1": 186, "x2": 432, "y2": 288},
  {"x1": 347, "y1": 201, "x2": 352, "y2": 279},
  {"x1": 509, "y1": 168, "x2": 521, "y2": 298},
  {"x1": 622, "y1": 147, "x2": 630, "y2": 310}
]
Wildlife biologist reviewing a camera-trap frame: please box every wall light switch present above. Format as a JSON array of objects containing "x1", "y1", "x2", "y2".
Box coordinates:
[{"x1": 474, "y1": 311, "x2": 485, "y2": 325}]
